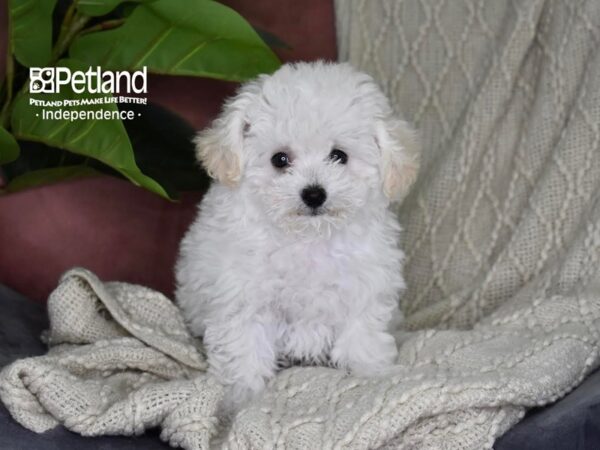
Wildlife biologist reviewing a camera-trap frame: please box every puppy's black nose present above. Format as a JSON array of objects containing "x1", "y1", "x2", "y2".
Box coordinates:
[{"x1": 301, "y1": 185, "x2": 327, "y2": 208}]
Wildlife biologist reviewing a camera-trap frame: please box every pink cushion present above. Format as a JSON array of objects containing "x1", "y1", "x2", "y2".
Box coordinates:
[{"x1": 0, "y1": 176, "x2": 201, "y2": 302}]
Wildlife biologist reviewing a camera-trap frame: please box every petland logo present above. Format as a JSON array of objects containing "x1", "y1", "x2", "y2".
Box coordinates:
[
  {"x1": 30, "y1": 66, "x2": 147, "y2": 95},
  {"x1": 28, "y1": 66, "x2": 148, "y2": 121}
]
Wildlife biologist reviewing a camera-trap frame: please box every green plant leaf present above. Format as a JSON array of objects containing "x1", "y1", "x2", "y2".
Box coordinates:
[
  {"x1": 76, "y1": 0, "x2": 155, "y2": 17},
  {"x1": 8, "y1": 0, "x2": 58, "y2": 67},
  {"x1": 70, "y1": 0, "x2": 281, "y2": 81},
  {"x1": 0, "y1": 126, "x2": 20, "y2": 164},
  {"x1": 10, "y1": 59, "x2": 169, "y2": 198},
  {"x1": 6, "y1": 165, "x2": 100, "y2": 192}
]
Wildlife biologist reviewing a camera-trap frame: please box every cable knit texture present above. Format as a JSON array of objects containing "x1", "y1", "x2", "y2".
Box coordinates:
[
  {"x1": 0, "y1": 269, "x2": 221, "y2": 449},
  {"x1": 2, "y1": 1, "x2": 600, "y2": 448}
]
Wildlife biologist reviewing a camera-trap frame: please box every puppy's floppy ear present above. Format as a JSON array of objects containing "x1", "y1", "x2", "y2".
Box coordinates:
[
  {"x1": 194, "y1": 86, "x2": 257, "y2": 186},
  {"x1": 376, "y1": 117, "x2": 420, "y2": 203}
]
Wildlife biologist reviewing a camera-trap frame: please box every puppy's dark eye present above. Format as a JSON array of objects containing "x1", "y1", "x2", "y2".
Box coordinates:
[
  {"x1": 271, "y1": 152, "x2": 290, "y2": 168},
  {"x1": 329, "y1": 149, "x2": 348, "y2": 164}
]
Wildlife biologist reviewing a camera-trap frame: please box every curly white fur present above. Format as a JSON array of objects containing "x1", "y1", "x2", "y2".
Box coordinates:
[{"x1": 175, "y1": 62, "x2": 419, "y2": 410}]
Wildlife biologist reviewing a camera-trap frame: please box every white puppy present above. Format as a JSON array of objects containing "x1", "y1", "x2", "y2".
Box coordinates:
[{"x1": 176, "y1": 62, "x2": 419, "y2": 409}]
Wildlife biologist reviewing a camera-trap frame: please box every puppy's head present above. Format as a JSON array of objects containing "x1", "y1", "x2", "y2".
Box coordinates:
[{"x1": 195, "y1": 62, "x2": 419, "y2": 235}]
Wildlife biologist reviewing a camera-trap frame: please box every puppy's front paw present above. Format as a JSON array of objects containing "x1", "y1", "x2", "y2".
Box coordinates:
[
  {"x1": 204, "y1": 320, "x2": 276, "y2": 416},
  {"x1": 332, "y1": 329, "x2": 398, "y2": 377}
]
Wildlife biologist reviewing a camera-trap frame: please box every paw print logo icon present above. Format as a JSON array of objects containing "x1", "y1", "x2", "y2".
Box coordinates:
[{"x1": 30, "y1": 68, "x2": 56, "y2": 93}]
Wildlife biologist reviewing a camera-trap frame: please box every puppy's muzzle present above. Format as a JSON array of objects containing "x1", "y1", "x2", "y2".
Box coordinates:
[{"x1": 301, "y1": 185, "x2": 327, "y2": 209}]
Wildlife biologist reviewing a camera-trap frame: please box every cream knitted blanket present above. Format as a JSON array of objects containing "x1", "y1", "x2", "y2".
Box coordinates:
[{"x1": 3, "y1": 0, "x2": 600, "y2": 448}]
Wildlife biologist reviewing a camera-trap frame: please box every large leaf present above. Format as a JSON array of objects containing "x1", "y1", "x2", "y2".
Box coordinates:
[
  {"x1": 0, "y1": 126, "x2": 20, "y2": 164},
  {"x1": 70, "y1": 0, "x2": 281, "y2": 81},
  {"x1": 6, "y1": 165, "x2": 100, "y2": 192},
  {"x1": 8, "y1": 0, "x2": 57, "y2": 67},
  {"x1": 10, "y1": 59, "x2": 169, "y2": 198},
  {"x1": 76, "y1": 0, "x2": 155, "y2": 17}
]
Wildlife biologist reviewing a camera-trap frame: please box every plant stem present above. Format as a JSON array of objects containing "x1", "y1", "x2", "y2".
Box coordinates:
[
  {"x1": 53, "y1": 3, "x2": 77, "y2": 60},
  {"x1": 52, "y1": 12, "x2": 91, "y2": 64},
  {"x1": 80, "y1": 19, "x2": 126, "y2": 35}
]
